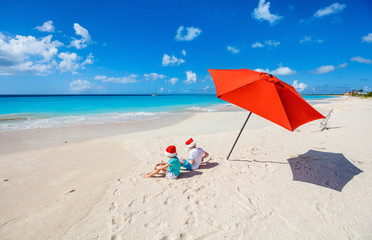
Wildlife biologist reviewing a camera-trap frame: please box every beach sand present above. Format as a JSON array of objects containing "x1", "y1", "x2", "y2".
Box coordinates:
[{"x1": 0, "y1": 96, "x2": 371, "y2": 240}]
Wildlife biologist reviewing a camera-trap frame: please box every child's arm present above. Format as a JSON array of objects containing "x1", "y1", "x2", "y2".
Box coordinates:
[
  {"x1": 202, "y1": 152, "x2": 209, "y2": 162},
  {"x1": 156, "y1": 163, "x2": 170, "y2": 170},
  {"x1": 185, "y1": 158, "x2": 194, "y2": 165},
  {"x1": 154, "y1": 162, "x2": 166, "y2": 170}
]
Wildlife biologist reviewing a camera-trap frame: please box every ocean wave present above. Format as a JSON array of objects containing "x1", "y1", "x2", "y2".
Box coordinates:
[
  {"x1": 185, "y1": 106, "x2": 218, "y2": 112},
  {"x1": 0, "y1": 112, "x2": 165, "y2": 132}
]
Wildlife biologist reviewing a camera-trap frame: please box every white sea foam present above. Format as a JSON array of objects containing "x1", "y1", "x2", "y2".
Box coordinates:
[
  {"x1": 0, "y1": 112, "x2": 165, "y2": 132},
  {"x1": 185, "y1": 106, "x2": 218, "y2": 112}
]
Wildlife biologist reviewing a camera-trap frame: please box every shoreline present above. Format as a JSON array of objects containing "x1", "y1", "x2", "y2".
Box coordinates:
[
  {"x1": 0, "y1": 112, "x2": 192, "y2": 156},
  {"x1": 0, "y1": 97, "x2": 340, "y2": 156},
  {"x1": 0, "y1": 95, "x2": 339, "y2": 132}
]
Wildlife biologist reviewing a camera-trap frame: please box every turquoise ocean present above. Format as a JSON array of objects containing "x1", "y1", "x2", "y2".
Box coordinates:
[{"x1": 0, "y1": 94, "x2": 337, "y2": 132}]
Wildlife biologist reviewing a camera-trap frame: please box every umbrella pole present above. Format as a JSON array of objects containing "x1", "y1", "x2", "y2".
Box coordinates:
[{"x1": 227, "y1": 112, "x2": 252, "y2": 160}]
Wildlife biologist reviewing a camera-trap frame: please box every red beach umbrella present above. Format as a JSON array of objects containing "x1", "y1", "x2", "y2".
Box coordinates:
[{"x1": 208, "y1": 68, "x2": 325, "y2": 159}]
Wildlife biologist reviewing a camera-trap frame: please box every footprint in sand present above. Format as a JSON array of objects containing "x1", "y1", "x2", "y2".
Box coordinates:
[
  {"x1": 123, "y1": 211, "x2": 139, "y2": 224},
  {"x1": 194, "y1": 200, "x2": 202, "y2": 206},
  {"x1": 185, "y1": 206, "x2": 191, "y2": 212},
  {"x1": 113, "y1": 189, "x2": 121, "y2": 196},
  {"x1": 179, "y1": 233, "x2": 194, "y2": 240},
  {"x1": 207, "y1": 218, "x2": 215, "y2": 226},
  {"x1": 128, "y1": 200, "x2": 135, "y2": 208},
  {"x1": 164, "y1": 197, "x2": 172, "y2": 205},
  {"x1": 109, "y1": 202, "x2": 118, "y2": 212},
  {"x1": 111, "y1": 234, "x2": 122, "y2": 240},
  {"x1": 187, "y1": 194, "x2": 195, "y2": 200},
  {"x1": 144, "y1": 222, "x2": 155, "y2": 228},
  {"x1": 155, "y1": 191, "x2": 164, "y2": 198},
  {"x1": 183, "y1": 206, "x2": 197, "y2": 225},
  {"x1": 183, "y1": 217, "x2": 195, "y2": 225},
  {"x1": 195, "y1": 186, "x2": 206, "y2": 192},
  {"x1": 112, "y1": 215, "x2": 124, "y2": 225},
  {"x1": 142, "y1": 194, "x2": 150, "y2": 203}
]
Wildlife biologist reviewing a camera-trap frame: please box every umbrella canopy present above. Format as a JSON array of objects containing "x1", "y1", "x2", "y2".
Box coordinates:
[{"x1": 208, "y1": 68, "x2": 325, "y2": 131}]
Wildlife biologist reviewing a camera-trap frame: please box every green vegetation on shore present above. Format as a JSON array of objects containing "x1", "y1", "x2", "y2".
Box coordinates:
[{"x1": 347, "y1": 90, "x2": 372, "y2": 98}]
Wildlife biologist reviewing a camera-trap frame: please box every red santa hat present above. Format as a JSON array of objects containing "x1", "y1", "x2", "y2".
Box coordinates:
[
  {"x1": 164, "y1": 145, "x2": 177, "y2": 158},
  {"x1": 185, "y1": 138, "x2": 196, "y2": 148}
]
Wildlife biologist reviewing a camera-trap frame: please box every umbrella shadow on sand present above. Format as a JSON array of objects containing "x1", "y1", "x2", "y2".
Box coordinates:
[{"x1": 287, "y1": 150, "x2": 363, "y2": 192}]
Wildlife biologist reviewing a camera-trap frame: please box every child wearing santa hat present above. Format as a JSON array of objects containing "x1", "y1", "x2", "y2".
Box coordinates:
[
  {"x1": 144, "y1": 145, "x2": 181, "y2": 179},
  {"x1": 180, "y1": 138, "x2": 209, "y2": 170}
]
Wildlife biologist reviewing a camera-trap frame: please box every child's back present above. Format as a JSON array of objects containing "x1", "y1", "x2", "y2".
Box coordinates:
[{"x1": 167, "y1": 156, "x2": 180, "y2": 177}]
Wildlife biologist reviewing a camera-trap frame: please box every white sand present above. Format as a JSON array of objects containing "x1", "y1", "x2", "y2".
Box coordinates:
[{"x1": 0, "y1": 96, "x2": 371, "y2": 240}]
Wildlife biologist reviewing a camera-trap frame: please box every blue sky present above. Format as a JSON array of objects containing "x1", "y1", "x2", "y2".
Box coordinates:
[{"x1": 0, "y1": 0, "x2": 371, "y2": 94}]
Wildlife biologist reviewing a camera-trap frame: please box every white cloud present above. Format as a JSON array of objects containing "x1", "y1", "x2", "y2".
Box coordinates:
[
  {"x1": 0, "y1": 33, "x2": 62, "y2": 75},
  {"x1": 58, "y1": 52, "x2": 80, "y2": 74},
  {"x1": 300, "y1": 36, "x2": 323, "y2": 44},
  {"x1": 175, "y1": 26, "x2": 202, "y2": 41},
  {"x1": 0, "y1": 29, "x2": 94, "y2": 76},
  {"x1": 252, "y1": 0, "x2": 283, "y2": 25},
  {"x1": 312, "y1": 65, "x2": 335, "y2": 74},
  {"x1": 94, "y1": 74, "x2": 139, "y2": 83},
  {"x1": 292, "y1": 80, "x2": 308, "y2": 92},
  {"x1": 270, "y1": 66, "x2": 296, "y2": 76},
  {"x1": 0, "y1": 34, "x2": 61, "y2": 62},
  {"x1": 362, "y1": 33, "x2": 372, "y2": 43},
  {"x1": 203, "y1": 86, "x2": 210, "y2": 91},
  {"x1": 252, "y1": 40, "x2": 280, "y2": 48},
  {"x1": 364, "y1": 86, "x2": 371, "y2": 92},
  {"x1": 227, "y1": 45, "x2": 240, "y2": 54},
  {"x1": 310, "y1": 63, "x2": 346, "y2": 74},
  {"x1": 252, "y1": 42, "x2": 264, "y2": 48},
  {"x1": 70, "y1": 23, "x2": 92, "y2": 49},
  {"x1": 314, "y1": 3, "x2": 346, "y2": 18},
  {"x1": 299, "y1": 36, "x2": 312, "y2": 43},
  {"x1": 57, "y1": 52, "x2": 93, "y2": 74},
  {"x1": 159, "y1": 87, "x2": 164, "y2": 92},
  {"x1": 183, "y1": 70, "x2": 197, "y2": 84},
  {"x1": 265, "y1": 40, "x2": 280, "y2": 47},
  {"x1": 254, "y1": 66, "x2": 296, "y2": 76},
  {"x1": 82, "y1": 53, "x2": 94, "y2": 66},
  {"x1": 74, "y1": 23, "x2": 90, "y2": 40},
  {"x1": 338, "y1": 62, "x2": 347, "y2": 68},
  {"x1": 0, "y1": 60, "x2": 55, "y2": 76},
  {"x1": 170, "y1": 77, "x2": 178, "y2": 85},
  {"x1": 35, "y1": 20, "x2": 55, "y2": 33},
  {"x1": 254, "y1": 68, "x2": 270, "y2": 73},
  {"x1": 351, "y1": 56, "x2": 372, "y2": 64},
  {"x1": 162, "y1": 54, "x2": 185, "y2": 66},
  {"x1": 144, "y1": 73, "x2": 166, "y2": 81},
  {"x1": 70, "y1": 79, "x2": 92, "y2": 91},
  {"x1": 181, "y1": 49, "x2": 186, "y2": 56}
]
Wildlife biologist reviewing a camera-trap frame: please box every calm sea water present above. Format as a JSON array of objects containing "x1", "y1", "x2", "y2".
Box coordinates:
[{"x1": 0, "y1": 94, "x2": 338, "y2": 131}]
